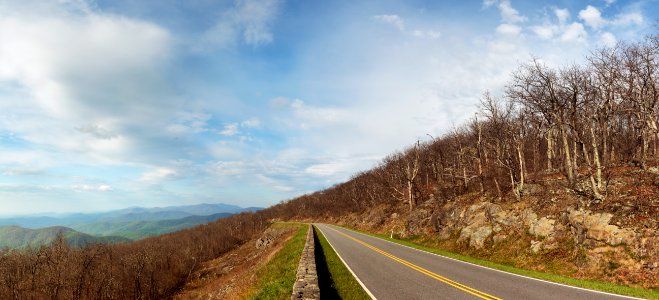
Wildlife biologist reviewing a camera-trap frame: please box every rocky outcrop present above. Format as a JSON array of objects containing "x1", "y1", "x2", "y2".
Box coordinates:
[
  {"x1": 430, "y1": 202, "x2": 651, "y2": 256},
  {"x1": 567, "y1": 208, "x2": 636, "y2": 246},
  {"x1": 291, "y1": 225, "x2": 320, "y2": 300},
  {"x1": 455, "y1": 203, "x2": 493, "y2": 249},
  {"x1": 256, "y1": 228, "x2": 283, "y2": 249},
  {"x1": 529, "y1": 217, "x2": 555, "y2": 238}
]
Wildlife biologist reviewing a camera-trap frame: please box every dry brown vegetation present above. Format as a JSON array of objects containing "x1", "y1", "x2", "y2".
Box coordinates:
[
  {"x1": 173, "y1": 225, "x2": 296, "y2": 300},
  {"x1": 0, "y1": 212, "x2": 269, "y2": 299},
  {"x1": 0, "y1": 33, "x2": 657, "y2": 299},
  {"x1": 265, "y1": 33, "x2": 658, "y2": 288},
  {"x1": 269, "y1": 33, "x2": 659, "y2": 226}
]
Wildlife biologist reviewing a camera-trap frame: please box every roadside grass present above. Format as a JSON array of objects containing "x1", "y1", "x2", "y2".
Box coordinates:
[
  {"x1": 313, "y1": 225, "x2": 371, "y2": 300},
  {"x1": 245, "y1": 223, "x2": 307, "y2": 300},
  {"x1": 341, "y1": 225, "x2": 659, "y2": 300}
]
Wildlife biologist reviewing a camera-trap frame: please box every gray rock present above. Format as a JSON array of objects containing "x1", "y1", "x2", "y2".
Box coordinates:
[{"x1": 529, "y1": 217, "x2": 556, "y2": 238}]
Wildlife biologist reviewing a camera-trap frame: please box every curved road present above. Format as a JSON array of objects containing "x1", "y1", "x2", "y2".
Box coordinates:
[{"x1": 315, "y1": 224, "x2": 645, "y2": 300}]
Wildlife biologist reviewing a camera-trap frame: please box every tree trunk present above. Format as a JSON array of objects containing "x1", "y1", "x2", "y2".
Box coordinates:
[
  {"x1": 407, "y1": 180, "x2": 414, "y2": 211},
  {"x1": 590, "y1": 126, "x2": 603, "y2": 190},
  {"x1": 510, "y1": 171, "x2": 520, "y2": 201},
  {"x1": 561, "y1": 124, "x2": 575, "y2": 186},
  {"x1": 602, "y1": 123, "x2": 608, "y2": 166},
  {"x1": 516, "y1": 143, "x2": 525, "y2": 195},
  {"x1": 581, "y1": 138, "x2": 602, "y2": 201},
  {"x1": 477, "y1": 117, "x2": 484, "y2": 193},
  {"x1": 572, "y1": 138, "x2": 579, "y2": 173},
  {"x1": 547, "y1": 127, "x2": 554, "y2": 171}
]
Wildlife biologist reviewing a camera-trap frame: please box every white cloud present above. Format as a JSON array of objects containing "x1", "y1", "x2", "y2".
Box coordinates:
[
  {"x1": 273, "y1": 185, "x2": 294, "y2": 192},
  {"x1": 555, "y1": 8, "x2": 570, "y2": 24},
  {"x1": 220, "y1": 123, "x2": 239, "y2": 136},
  {"x1": 373, "y1": 14, "x2": 405, "y2": 31},
  {"x1": 561, "y1": 22, "x2": 588, "y2": 43},
  {"x1": 373, "y1": 15, "x2": 440, "y2": 40},
  {"x1": 76, "y1": 124, "x2": 117, "y2": 140},
  {"x1": 2, "y1": 168, "x2": 43, "y2": 176},
  {"x1": 241, "y1": 117, "x2": 261, "y2": 128},
  {"x1": 291, "y1": 100, "x2": 346, "y2": 128},
  {"x1": 578, "y1": 5, "x2": 606, "y2": 29},
  {"x1": 165, "y1": 112, "x2": 210, "y2": 136},
  {"x1": 270, "y1": 96, "x2": 291, "y2": 108},
  {"x1": 496, "y1": 24, "x2": 522, "y2": 37},
  {"x1": 140, "y1": 168, "x2": 178, "y2": 182},
  {"x1": 482, "y1": 0, "x2": 496, "y2": 8},
  {"x1": 498, "y1": 0, "x2": 527, "y2": 23},
  {"x1": 72, "y1": 184, "x2": 113, "y2": 192},
  {"x1": 201, "y1": 0, "x2": 281, "y2": 49},
  {"x1": 305, "y1": 162, "x2": 347, "y2": 176},
  {"x1": 98, "y1": 184, "x2": 113, "y2": 192},
  {"x1": 412, "y1": 30, "x2": 441, "y2": 39},
  {"x1": 531, "y1": 25, "x2": 555, "y2": 39},
  {"x1": 0, "y1": 1, "x2": 176, "y2": 169},
  {"x1": 270, "y1": 97, "x2": 346, "y2": 129},
  {"x1": 599, "y1": 31, "x2": 617, "y2": 47},
  {"x1": 612, "y1": 12, "x2": 643, "y2": 26}
]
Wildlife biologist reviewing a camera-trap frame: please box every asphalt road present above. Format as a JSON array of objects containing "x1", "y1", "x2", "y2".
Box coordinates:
[{"x1": 315, "y1": 224, "x2": 645, "y2": 300}]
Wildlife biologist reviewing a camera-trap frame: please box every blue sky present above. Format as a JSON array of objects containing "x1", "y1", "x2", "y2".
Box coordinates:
[{"x1": 0, "y1": 0, "x2": 656, "y2": 215}]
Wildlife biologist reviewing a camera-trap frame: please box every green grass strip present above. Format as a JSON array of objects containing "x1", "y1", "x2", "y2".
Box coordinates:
[
  {"x1": 313, "y1": 225, "x2": 371, "y2": 300},
  {"x1": 247, "y1": 223, "x2": 308, "y2": 300},
  {"x1": 341, "y1": 225, "x2": 658, "y2": 300}
]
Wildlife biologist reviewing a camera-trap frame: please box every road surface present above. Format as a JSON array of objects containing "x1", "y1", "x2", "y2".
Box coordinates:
[{"x1": 315, "y1": 224, "x2": 645, "y2": 300}]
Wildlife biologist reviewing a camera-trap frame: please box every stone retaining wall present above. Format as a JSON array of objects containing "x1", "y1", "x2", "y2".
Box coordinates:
[{"x1": 291, "y1": 225, "x2": 320, "y2": 300}]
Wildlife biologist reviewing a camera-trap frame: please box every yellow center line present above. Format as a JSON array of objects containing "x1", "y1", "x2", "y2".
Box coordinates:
[{"x1": 327, "y1": 226, "x2": 502, "y2": 300}]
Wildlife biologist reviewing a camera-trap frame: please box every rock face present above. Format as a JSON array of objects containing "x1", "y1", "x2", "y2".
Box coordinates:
[
  {"x1": 430, "y1": 202, "x2": 649, "y2": 256},
  {"x1": 256, "y1": 228, "x2": 282, "y2": 249},
  {"x1": 347, "y1": 195, "x2": 657, "y2": 288},
  {"x1": 567, "y1": 208, "x2": 636, "y2": 246},
  {"x1": 455, "y1": 203, "x2": 493, "y2": 249},
  {"x1": 529, "y1": 217, "x2": 555, "y2": 238}
]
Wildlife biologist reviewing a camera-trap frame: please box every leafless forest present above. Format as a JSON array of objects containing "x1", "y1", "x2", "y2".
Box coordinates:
[
  {"x1": 270, "y1": 33, "x2": 659, "y2": 219},
  {"x1": 0, "y1": 213, "x2": 269, "y2": 299},
  {"x1": 0, "y1": 34, "x2": 656, "y2": 299}
]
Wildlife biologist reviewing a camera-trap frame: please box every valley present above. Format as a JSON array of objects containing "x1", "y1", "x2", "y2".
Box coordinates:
[{"x1": 0, "y1": 203, "x2": 258, "y2": 249}]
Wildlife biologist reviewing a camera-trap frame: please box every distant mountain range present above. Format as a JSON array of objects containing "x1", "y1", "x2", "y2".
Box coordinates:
[
  {"x1": 0, "y1": 203, "x2": 262, "y2": 249},
  {"x1": 70, "y1": 212, "x2": 234, "y2": 240},
  {"x1": 0, "y1": 225, "x2": 130, "y2": 249},
  {"x1": 0, "y1": 203, "x2": 261, "y2": 228}
]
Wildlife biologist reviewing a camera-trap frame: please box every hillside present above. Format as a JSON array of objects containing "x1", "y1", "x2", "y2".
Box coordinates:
[
  {"x1": 264, "y1": 35, "x2": 659, "y2": 290},
  {"x1": 0, "y1": 225, "x2": 130, "y2": 249},
  {"x1": 70, "y1": 212, "x2": 234, "y2": 240}
]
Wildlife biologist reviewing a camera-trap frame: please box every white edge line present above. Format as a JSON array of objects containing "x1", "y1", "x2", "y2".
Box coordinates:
[
  {"x1": 314, "y1": 224, "x2": 378, "y2": 300},
  {"x1": 330, "y1": 224, "x2": 649, "y2": 300}
]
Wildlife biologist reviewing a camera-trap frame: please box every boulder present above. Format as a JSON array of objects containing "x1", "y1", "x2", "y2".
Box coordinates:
[
  {"x1": 522, "y1": 183, "x2": 544, "y2": 195},
  {"x1": 521, "y1": 209, "x2": 538, "y2": 226},
  {"x1": 529, "y1": 217, "x2": 556, "y2": 238},
  {"x1": 530, "y1": 240, "x2": 543, "y2": 253},
  {"x1": 493, "y1": 233, "x2": 508, "y2": 244},
  {"x1": 470, "y1": 226, "x2": 493, "y2": 249},
  {"x1": 436, "y1": 205, "x2": 462, "y2": 227},
  {"x1": 406, "y1": 208, "x2": 432, "y2": 234},
  {"x1": 459, "y1": 224, "x2": 493, "y2": 249},
  {"x1": 567, "y1": 208, "x2": 636, "y2": 246}
]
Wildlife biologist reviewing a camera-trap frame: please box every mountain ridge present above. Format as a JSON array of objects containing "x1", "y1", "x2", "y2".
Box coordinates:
[
  {"x1": 0, "y1": 225, "x2": 130, "y2": 249},
  {"x1": 0, "y1": 203, "x2": 262, "y2": 229}
]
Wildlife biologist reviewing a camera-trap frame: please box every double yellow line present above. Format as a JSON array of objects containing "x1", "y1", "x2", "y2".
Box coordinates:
[{"x1": 327, "y1": 227, "x2": 502, "y2": 300}]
